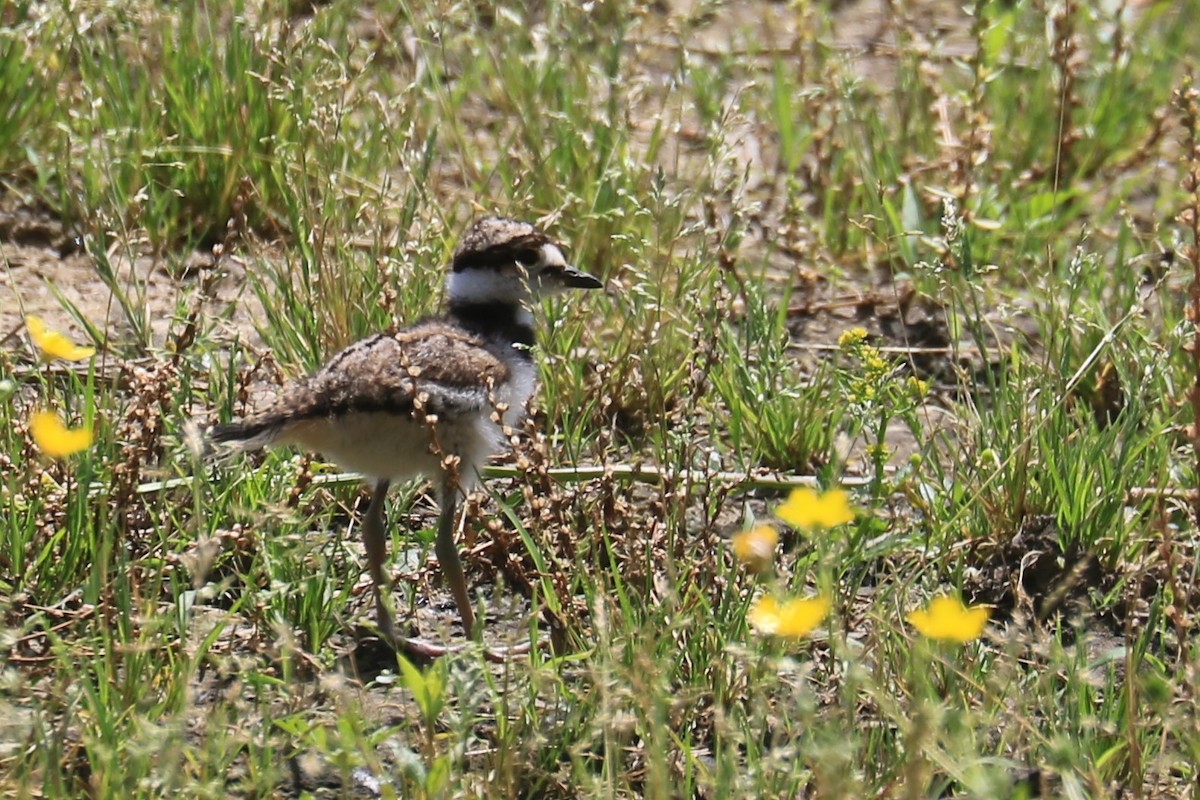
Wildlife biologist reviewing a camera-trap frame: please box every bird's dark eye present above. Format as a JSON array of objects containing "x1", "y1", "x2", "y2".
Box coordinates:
[{"x1": 515, "y1": 249, "x2": 539, "y2": 267}]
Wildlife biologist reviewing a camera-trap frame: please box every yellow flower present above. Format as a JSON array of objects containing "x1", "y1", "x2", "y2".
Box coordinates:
[
  {"x1": 865, "y1": 443, "x2": 891, "y2": 462},
  {"x1": 747, "y1": 595, "x2": 830, "y2": 639},
  {"x1": 906, "y1": 595, "x2": 989, "y2": 643},
  {"x1": 731, "y1": 524, "x2": 778, "y2": 573},
  {"x1": 29, "y1": 410, "x2": 93, "y2": 458},
  {"x1": 776, "y1": 487, "x2": 856, "y2": 530},
  {"x1": 838, "y1": 327, "x2": 868, "y2": 347},
  {"x1": 26, "y1": 315, "x2": 95, "y2": 362}
]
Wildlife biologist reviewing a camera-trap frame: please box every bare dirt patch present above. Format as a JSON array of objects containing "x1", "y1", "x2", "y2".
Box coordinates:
[{"x1": 0, "y1": 201, "x2": 266, "y2": 354}]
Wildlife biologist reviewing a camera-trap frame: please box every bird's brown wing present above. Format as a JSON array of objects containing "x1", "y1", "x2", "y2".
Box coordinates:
[{"x1": 210, "y1": 323, "x2": 508, "y2": 446}]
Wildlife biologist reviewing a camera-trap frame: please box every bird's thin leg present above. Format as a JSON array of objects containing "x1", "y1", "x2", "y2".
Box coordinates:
[
  {"x1": 362, "y1": 478, "x2": 393, "y2": 638},
  {"x1": 435, "y1": 482, "x2": 476, "y2": 638},
  {"x1": 379, "y1": 480, "x2": 534, "y2": 661}
]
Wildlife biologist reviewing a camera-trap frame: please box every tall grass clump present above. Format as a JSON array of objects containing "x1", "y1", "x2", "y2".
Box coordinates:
[{"x1": 59, "y1": 3, "x2": 295, "y2": 249}]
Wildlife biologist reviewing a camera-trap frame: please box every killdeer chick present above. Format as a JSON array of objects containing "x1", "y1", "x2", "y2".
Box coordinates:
[{"x1": 209, "y1": 217, "x2": 602, "y2": 643}]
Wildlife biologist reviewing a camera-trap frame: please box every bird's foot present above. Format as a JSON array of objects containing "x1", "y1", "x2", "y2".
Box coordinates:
[{"x1": 373, "y1": 624, "x2": 535, "y2": 663}]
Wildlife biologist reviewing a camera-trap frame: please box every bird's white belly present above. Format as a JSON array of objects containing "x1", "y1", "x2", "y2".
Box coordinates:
[
  {"x1": 494, "y1": 358, "x2": 537, "y2": 428},
  {"x1": 285, "y1": 411, "x2": 504, "y2": 487}
]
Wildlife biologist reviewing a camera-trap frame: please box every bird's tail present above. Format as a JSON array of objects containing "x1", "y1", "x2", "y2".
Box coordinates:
[
  {"x1": 183, "y1": 416, "x2": 285, "y2": 459},
  {"x1": 207, "y1": 418, "x2": 286, "y2": 451}
]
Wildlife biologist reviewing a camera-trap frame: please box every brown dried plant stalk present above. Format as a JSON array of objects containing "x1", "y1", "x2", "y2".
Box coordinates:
[
  {"x1": 1049, "y1": 0, "x2": 1082, "y2": 186},
  {"x1": 1175, "y1": 76, "x2": 1200, "y2": 524}
]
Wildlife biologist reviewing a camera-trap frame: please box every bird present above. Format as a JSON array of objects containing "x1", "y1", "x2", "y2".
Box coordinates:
[{"x1": 207, "y1": 217, "x2": 603, "y2": 643}]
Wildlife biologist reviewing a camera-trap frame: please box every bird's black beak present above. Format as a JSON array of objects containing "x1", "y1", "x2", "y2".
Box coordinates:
[{"x1": 551, "y1": 265, "x2": 604, "y2": 290}]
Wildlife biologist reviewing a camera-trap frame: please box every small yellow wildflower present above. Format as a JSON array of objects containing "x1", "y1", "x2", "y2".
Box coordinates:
[
  {"x1": 838, "y1": 327, "x2": 868, "y2": 347},
  {"x1": 864, "y1": 353, "x2": 888, "y2": 373},
  {"x1": 29, "y1": 410, "x2": 93, "y2": 458},
  {"x1": 865, "y1": 443, "x2": 891, "y2": 462},
  {"x1": 906, "y1": 595, "x2": 989, "y2": 643},
  {"x1": 776, "y1": 486, "x2": 856, "y2": 530},
  {"x1": 747, "y1": 595, "x2": 830, "y2": 639},
  {"x1": 26, "y1": 315, "x2": 95, "y2": 362},
  {"x1": 731, "y1": 524, "x2": 778, "y2": 573}
]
